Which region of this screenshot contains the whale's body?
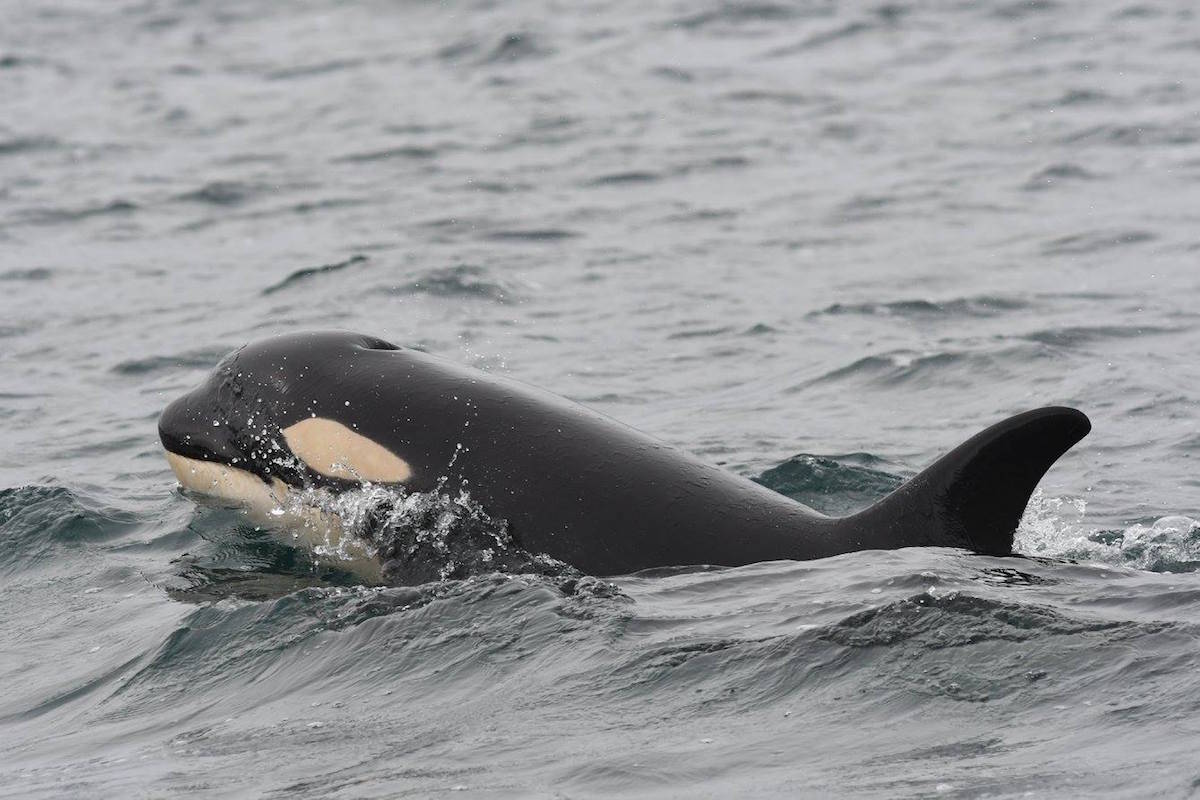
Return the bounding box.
[159,331,1090,577]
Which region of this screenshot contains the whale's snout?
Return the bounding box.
[157,392,190,454]
[158,383,290,512]
[158,380,255,472]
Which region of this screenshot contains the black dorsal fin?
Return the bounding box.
[841,407,1091,555]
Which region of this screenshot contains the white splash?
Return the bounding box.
[1016,489,1200,572]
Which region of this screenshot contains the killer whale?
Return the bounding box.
[158,331,1091,577]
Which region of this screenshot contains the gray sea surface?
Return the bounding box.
[3,0,1200,797]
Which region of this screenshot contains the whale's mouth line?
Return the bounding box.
[159,433,231,465]
[161,436,283,492]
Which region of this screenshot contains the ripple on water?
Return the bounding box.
[1059,122,1200,147]
[829,193,900,223]
[720,89,827,107]
[672,2,810,30]
[264,58,369,81]
[482,228,579,242]
[478,32,554,64]
[799,345,1055,391]
[110,347,232,376]
[763,21,877,58]
[584,171,663,187]
[809,295,1030,319]
[1021,162,1097,191]
[0,136,60,156]
[1041,229,1156,255]
[819,593,1127,649]
[374,264,518,303]
[990,0,1061,19]
[261,255,369,295]
[175,181,263,206]
[332,145,440,163]
[17,200,138,226]
[0,267,53,281]
[1023,324,1180,348]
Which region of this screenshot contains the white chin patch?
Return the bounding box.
[163,450,382,583]
[281,417,411,483]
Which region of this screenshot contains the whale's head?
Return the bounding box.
[158,331,413,510]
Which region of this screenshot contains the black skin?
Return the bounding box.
[159,331,1091,576]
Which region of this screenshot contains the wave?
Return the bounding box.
[0,485,141,575]
[102,570,628,719]
[755,453,903,515]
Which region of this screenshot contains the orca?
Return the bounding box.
[158,331,1090,578]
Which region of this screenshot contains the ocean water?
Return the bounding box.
[3,0,1200,796]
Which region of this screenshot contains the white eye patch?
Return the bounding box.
[282,417,412,483]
